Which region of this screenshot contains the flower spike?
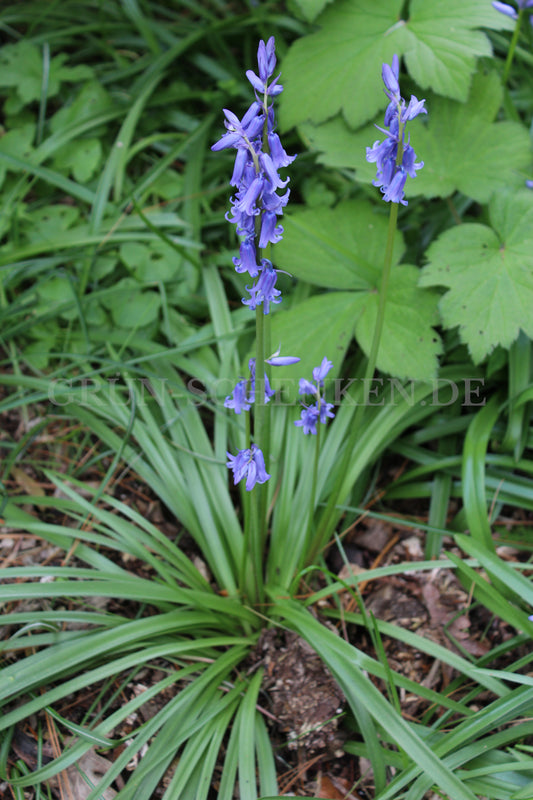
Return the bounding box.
[366,55,426,206]
[211,36,295,315]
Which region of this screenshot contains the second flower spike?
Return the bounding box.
[366,55,426,206]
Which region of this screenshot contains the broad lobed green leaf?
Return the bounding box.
[420,190,533,362]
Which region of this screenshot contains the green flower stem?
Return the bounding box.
[499,330,531,459]
[256,240,272,560]
[310,201,399,563]
[240,410,251,588]
[301,421,321,567]
[237,304,268,607]
[239,385,264,607]
[239,463,261,628]
[240,495,263,614]
[262,309,272,533]
[255,304,266,429]
[502,12,524,86]
[255,303,270,545]
[360,202,399,406]
[263,308,272,464]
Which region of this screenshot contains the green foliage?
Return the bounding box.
[274,201,441,380]
[0,123,35,190]
[352,264,442,380]
[279,0,514,130]
[269,292,356,399]
[0,20,209,368]
[411,70,531,202]
[291,0,334,22]
[0,41,93,110]
[276,200,404,289]
[421,190,533,362]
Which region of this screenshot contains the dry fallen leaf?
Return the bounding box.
[12,730,119,800]
[12,466,45,497]
[315,772,364,799]
[48,748,118,799]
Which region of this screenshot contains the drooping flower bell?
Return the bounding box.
[294,358,335,436]
[226,445,271,491]
[492,0,533,21]
[242,259,282,314]
[224,358,275,414]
